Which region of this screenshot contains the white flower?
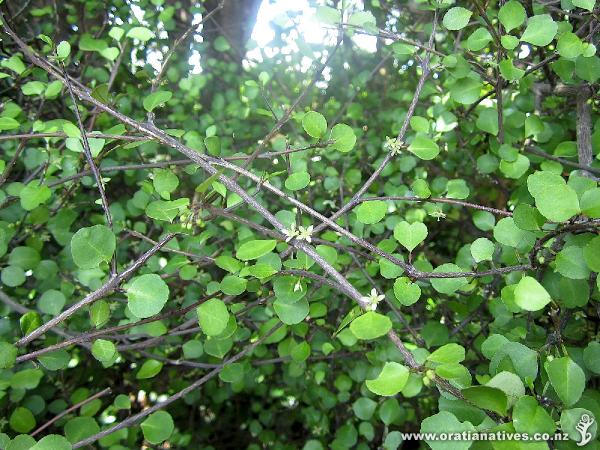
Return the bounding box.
[361,288,385,310]
[293,278,303,292]
[282,223,299,242]
[384,136,403,156]
[297,225,314,243]
[430,209,446,221]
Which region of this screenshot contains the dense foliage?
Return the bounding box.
[0,0,599,448]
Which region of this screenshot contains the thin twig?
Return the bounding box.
[31,388,112,436]
[72,322,283,449]
[15,233,176,347]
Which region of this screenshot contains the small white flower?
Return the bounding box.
[297,225,314,243]
[282,223,299,242]
[430,209,446,221]
[384,136,403,156]
[293,278,303,292]
[361,288,385,310]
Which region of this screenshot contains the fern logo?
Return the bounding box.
[576,414,595,447]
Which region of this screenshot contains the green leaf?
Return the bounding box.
[38,289,67,316]
[219,362,245,383]
[446,179,470,199]
[584,237,600,272]
[356,200,387,225]
[407,136,439,160]
[348,11,376,28]
[575,55,600,82]
[476,108,498,135]
[581,188,600,218]
[513,203,544,231]
[393,221,427,251]
[330,124,356,152]
[514,276,552,311]
[153,169,179,198]
[498,0,526,31]
[220,274,247,295]
[22,81,45,96]
[236,240,277,260]
[20,311,42,335]
[1,55,26,75]
[470,238,494,262]
[560,408,597,443]
[136,359,163,379]
[31,435,72,450]
[247,263,277,279]
[557,32,583,59]
[393,277,421,306]
[56,41,71,60]
[513,396,556,435]
[302,111,327,138]
[583,342,600,374]
[141,411,174,444]
[349,311,392,340]
[316,6,341,24]
[427,344,466,364]
[420,412,476,450]
[70,225,115,269]
[20,182,51,211]
[430,264,468,294]
[145,198,189,222]
[555,246,590,280]
[0,341,17,369]
[215,255,242,273]
[499,59,525,81]
[213,36,230,52]
[143,90,172,112]
[462,386,508,415]
[572,0,595,11]
[353,397,377,420]
[0,117,20,130]
[204,135,221,155]
[285,171,310,191]
[10,407,36,433]
[366,362,409,396]
[291,341,311,362]
[64,417,100,444]
[450,77,483,105]
[197,298,230,336]
[545,357,585,407]
[443,7,472,30]
[182,340,204,359]
[521,15,557,47]
[466,28,492,51]
[39,349,70,371]
[126,26,155,42]
[126,274,169,318]
[273,297,309,325]
[527,171,580,222]
[486,371,525,407]
[91,339,116,362]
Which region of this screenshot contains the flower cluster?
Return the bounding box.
[282,223,314,243]
[384,136,403,156]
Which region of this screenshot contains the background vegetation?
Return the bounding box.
[0,0,599,448]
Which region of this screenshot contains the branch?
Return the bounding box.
[524,146,600,176]
[31,388,112,437]
[15,233,176,347]
[62,62,116,274]
[71,322,283,449]
[15,293,216,363]
[308,9,439,242]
